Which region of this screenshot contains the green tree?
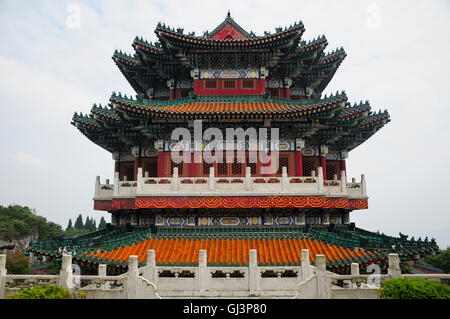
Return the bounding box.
[66,219,73,231]
[74,214,84,230]
[6,251,30,274]
[423,247,450,273]
[98,217,107,230]
[0,205,62,241]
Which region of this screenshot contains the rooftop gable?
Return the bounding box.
[209,11,253,40]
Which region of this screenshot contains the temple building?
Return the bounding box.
[29,13,438,275]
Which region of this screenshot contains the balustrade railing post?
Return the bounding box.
[388,254,401,278]
[198,250,207,293]
[95,176,100,197]
[249,249,258,294]
[137,167,143,194]
[127,255,139,299]
[98,264,109,289]
[172,167,179,191]
[245,167,252,191]
[301,249,312,280]
[0,254,6,299]
[281,167,288,192]
[114,172,119,196]
[315,254,330,299]
[59,254,74,290]
[351,263,360,288]
[317,167,324,193]
[340,170,347,194]
[208,167,216,191]
[361,174,367,197]
[143,250,157,284]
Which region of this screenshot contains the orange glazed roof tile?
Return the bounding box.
[81,236,382,267]
[109,92,348,117]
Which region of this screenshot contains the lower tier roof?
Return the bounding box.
[28,225,438,269]
[82,236,381,267]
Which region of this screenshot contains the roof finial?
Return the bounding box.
[227,10,231,18]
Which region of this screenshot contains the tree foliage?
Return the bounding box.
[98,217,107,230]
[5,251,30,274]
[66,219,73,231]
[63,214,102,237]
[378,277,450,299]
[74,214,84,229]
[0,205,62,241]
[423,247,450,273]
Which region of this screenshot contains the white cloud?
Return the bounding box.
[12,151,47,168]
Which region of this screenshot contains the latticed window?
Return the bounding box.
[144,161,157,177]
[231,160,243,176]
[205,79,218,89]
[246,156,257,176]
[277,156,290,175]
[170,160,184,176]
[326,162,339,180]
[123,165,134,181]
[217,162,228,176]
[242,79,255,89]
[202,159,213,176]
[224,80,236,89]
[302,158,315,176]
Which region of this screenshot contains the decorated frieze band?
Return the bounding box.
[99,197,367,211]
[113,144,347,159]
[115,196,369,210]
[113,148,158,161]
[165,139,295,152]
[111,212,346,227]
[198,68,261,79]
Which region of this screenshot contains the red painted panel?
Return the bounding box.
[295,150,303,176]
[210,23,248,40]
[157,151,168,177]
[112,198,135,210]
[194,79,266,96]
[94,200,113,211]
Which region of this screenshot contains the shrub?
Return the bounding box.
[378,277,450,299]
[5,251,30,274]
[5,285,72,299]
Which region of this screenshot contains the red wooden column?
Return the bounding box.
[295,138,305,176]
[167,79,175,100]
[190,152,202,177]
[157,152,168,177]
[132,146,142,180]
[284,87,290,100]
[284,77,292,100]
[156,141,168,177]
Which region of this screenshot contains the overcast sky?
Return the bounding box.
[0,0,449,247]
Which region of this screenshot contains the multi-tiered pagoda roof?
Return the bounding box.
[40,13,438,277]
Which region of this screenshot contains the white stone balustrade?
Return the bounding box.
[2,252,449,299]
[95,167,367,200]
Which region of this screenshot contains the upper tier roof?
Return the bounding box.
[112,13,346,97]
